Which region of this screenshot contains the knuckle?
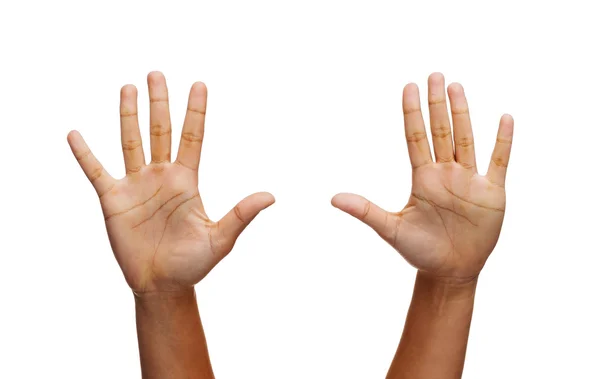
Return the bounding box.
[428,98,446,106]
[76,150,92,161]
[456,137,474,148]
[99,184,116,198]
[175,160,196,171]
[89,167,103,182]
[403,107,421,115]
[459,161,475,170]
[122,140,142,151]
[187,107,206,116]
[487,178,505,188]
[150,159,169,169]
[412,160,432,170]
[436,156,454,163]
[492,157,508,168]
[150,124,172,136]
[431,123,451,138]
[451,107,469,115]
[233,205,245,223]
[361,201,371,220]
[181,132,203,144]
[149,97,169,104]
[406,132,427,143]
[127,165,142,174]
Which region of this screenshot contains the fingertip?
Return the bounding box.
[330,192,345,208]
[331,192,359,211]
[191,81,207,94]
[403,82,419,94]
[498,114,514,138]
[428,72,445,85]
[251,191,275,209]
[66,130,94,162]
[447,82,464,95]
[331,194,388,232]
[147,71,166,84]
[262,192,276,206]
[402,84,421,109]
[67,130,83,148]
[501,113,514,126]
[120,84,137,97]
[67,130,79,142]
[330,194,339,207]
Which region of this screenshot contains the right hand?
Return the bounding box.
[68,72,275,293]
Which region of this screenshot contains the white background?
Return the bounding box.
[1,0,599,378]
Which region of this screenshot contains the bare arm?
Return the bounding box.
[387,273,476,378]
[68,71,274,378]
[136,289,214,379]
[332,72,513,378]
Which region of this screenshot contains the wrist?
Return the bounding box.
[417,270,479,285]
[133,286,195,298]
[415,271,478,302]
[134,287,197,311]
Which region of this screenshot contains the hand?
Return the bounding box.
[68,72,275,293]
[332,73,513,281]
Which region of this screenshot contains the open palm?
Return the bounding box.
[68,72,274,292]
[332,73,513,280]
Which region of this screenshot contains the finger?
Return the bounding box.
[486,114,514,187]
[120,85,145,174]
[67,130,116,197]
[148,71,172,163]
[214,192,276,253]
[403,83,433,169]
[331,193,395,241]
[428,73,454,163]
[448,83,477,171]
[176,82,207,171]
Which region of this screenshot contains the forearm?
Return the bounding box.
[135,288,215,379]
[386,271,478,379]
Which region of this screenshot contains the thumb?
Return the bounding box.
[331,193,393,240]
[214,191,275,252]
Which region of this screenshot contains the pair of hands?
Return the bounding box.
[68,72,513,293]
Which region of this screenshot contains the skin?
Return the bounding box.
[68,72,275,378]
[332,73,513,378]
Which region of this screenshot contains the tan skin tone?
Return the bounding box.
[332,73,513,378]
[68,72,274,378]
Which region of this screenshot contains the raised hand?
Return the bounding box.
[68,72,274,293]
[332,73,513,281]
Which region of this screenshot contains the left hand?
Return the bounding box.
[332,73,513,281]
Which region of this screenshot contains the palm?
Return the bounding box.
[393,163,505,278]
[333,73,513,280]
[69,72,274,292]
[101,164,212,291]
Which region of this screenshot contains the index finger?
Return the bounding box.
[176,82,207,171]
